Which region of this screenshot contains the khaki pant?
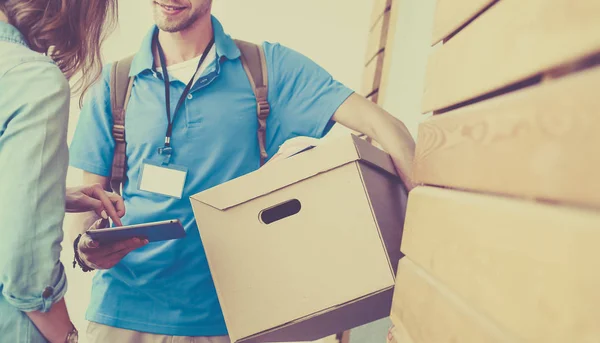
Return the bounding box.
[87,322,231,343]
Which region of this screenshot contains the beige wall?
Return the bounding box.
[62,1,371,341]
[378,0,437,138]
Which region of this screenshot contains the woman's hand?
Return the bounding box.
[65,184,125,226]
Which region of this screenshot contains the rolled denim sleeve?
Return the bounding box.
[0,60,70,313]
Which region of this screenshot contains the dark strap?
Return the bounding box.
[235,40,270,166]
[109,56,134,195]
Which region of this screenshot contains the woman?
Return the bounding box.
[0,1,120,342]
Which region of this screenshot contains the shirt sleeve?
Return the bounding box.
[264,42,355,139]
[0,60,69,312]
[68,65,115,177]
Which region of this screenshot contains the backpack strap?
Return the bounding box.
[235,40,270,166]
[109,56,135,195]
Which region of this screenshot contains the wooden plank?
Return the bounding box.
[422,0,600,113]
[370,0,392,30]
[431,0,496,45]
[402,187,600,343]
[375,0,400,107]
[390,258,515,343]
[415,66,600,210]
[365,10,391,65]
[361,51,385,96]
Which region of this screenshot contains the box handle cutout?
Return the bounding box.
[260,199,302,224]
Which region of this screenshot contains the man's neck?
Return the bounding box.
[0,10,9,23]
[156,15,214,67]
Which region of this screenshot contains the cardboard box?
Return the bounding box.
[190,134,407,343]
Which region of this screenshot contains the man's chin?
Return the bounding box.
[155,20,186,32]
[154,11,202,33]
[157,25,182,33]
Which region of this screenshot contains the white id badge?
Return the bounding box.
[139,159,188,199]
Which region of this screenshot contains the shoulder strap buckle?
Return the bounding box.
[235,40,270,166]
[109,56,135,195]
[112,124,125,143]
[257,99,270,120]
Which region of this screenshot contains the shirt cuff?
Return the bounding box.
[2,262,68,313]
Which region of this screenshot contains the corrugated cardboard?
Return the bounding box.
[190,134,407,343]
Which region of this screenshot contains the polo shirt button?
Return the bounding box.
[187,94,193,100]
[42,287,53,298]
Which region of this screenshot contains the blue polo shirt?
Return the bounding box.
[69,16,353,336]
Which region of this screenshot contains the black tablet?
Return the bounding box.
[86,219,186,244]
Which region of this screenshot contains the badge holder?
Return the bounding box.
[158,145,173,165]
[137,141,188,199]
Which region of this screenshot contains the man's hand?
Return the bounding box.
[77,219,148,270]
[65,184,125,226]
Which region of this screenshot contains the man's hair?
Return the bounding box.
[0,0,118,105]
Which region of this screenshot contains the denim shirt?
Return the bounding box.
[0,21,70,342]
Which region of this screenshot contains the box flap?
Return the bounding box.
[352,135,399,178]
[191,134,398,210]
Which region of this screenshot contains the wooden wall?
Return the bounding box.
[361,0,396,106]
[390,0,600,342]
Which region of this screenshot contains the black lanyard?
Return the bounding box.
[154,30,215,163]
